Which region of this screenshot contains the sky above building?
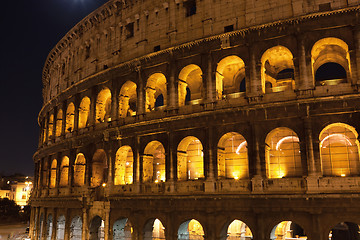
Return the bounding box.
[0,0,109,176]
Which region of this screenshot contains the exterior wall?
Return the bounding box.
[32,0,360,240]
[0,189,10,199]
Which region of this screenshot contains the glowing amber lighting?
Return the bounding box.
[178,64,203,106]
[227,220,253,239]
[59,156,70,187]
[143,141,166,183]
[55,109,63,137]
[271,221,307,240]
[74,153,86,186]
[152,219,165,239]
[114,146,134,185]
[146,73,167,111]
[50,159,57,188]
[177,137,204,180]
[78,97,90,129]
[65,102,75,133]
[119,81,137,118]
[96,88,112,123]
[102,183,106,187]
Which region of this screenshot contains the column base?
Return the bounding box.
[306,175,320,193]
[251,176,264,193]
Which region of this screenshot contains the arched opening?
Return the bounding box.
[329,222,360,240]
[311,37,351,86]
[178,65,203,106]
[319,123,360,176]
[59,156,70,187]
[220,219,253,240]
[265,128,302,178]
[96,88,112,123]
[270,221,307,240]
[48,114,54,139]
[217,132,249,179]
[177,137,204,180]
[89,216,105,240]
[143,141,166,183]
[65,102,75,133]
[50,159,57,188]
[178,219,204,239]
[261,46,295,93]
[70,216,82,240]
[216,55,246,99]
[91,149,107,187]
[113,218,133,240]
[79,97,90,129]
[56,109,63,137]
[185,87,191,103]
[119,81,137,118]
[42,161,49,187]
[38,214,44,240]
[46,214,53,240]
[114,146,134,185]
[56,215,65,240]
[74,153,86,186]
[146,73,167,111]
[144,218,166,240]
[240,79,246,92]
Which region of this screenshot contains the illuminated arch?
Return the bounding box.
[74,153,86,186]
[114,146,134,185]
[96,88,112,123]
[216,56,246,99]
[177,136,204,180]
[119,81,137,118]
[319,123,360,176]
[79,97,90,129]
[59,156,70,187]
[311,37,350,84]
[56,215,65,240]
[178,65,203,106]
[329,222,360,240]
[178,219,204,240]
[65,102,75,133]
[143,141,166,183]
[143,218,166,240]
[48,114,54,139]
[270,221,307,240]
[70,216,82,240]
[217,132,249,179]
[113,218,133,240]
[91,149,107,187]
[265,128,302,178]
[49,159,57,188]
[55,109,63,137]
[89,216,104,240]
[261,46,295,93]
[146,73,167,111]
[220,219,253,240]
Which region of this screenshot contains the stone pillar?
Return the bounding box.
[136,66,145,116]
[42,208,48,240]
[107,147,114,186]
[61,103,66,137]
[134,136,141,185]
[104,208,111,240]
[44,113,49,143]
[304,117,316,176]
[353,26,360,85]
[68,150,76,190]
[251,123,263,193]
[111,80,119,122]
[88,87,97,127]
[64,209,71,240]
[73,95,80,133]
[248,47,262,97]
[205,52,215,102]
[82,208,88,240]
[51,209,57,240]
[32,207,39,240]
[167,57,178,109]
[167,132,175,181]
[297,36,312,90]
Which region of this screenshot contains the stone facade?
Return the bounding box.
[32,0,360,239]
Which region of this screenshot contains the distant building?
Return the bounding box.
[0,189,10,199]
[0,175,33,206]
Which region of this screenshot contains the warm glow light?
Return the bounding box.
[155,179,159,183]
[102,183,107,187]
[320,133,352,148]
[235,141,247,154]
[341,174,346,177]
[276,136,299,150]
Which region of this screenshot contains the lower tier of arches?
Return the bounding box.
[30,195,360,240]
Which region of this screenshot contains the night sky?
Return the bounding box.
[0,0,109,176]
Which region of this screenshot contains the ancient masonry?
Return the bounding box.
[31,0,360,239]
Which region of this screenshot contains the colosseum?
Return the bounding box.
[31,0,360,239]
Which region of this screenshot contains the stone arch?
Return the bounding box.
[270,221,307,240]
[146,73,167,111]
[311,37,351,85]
[265,127,302,178]
[113,218,133,240]
[46,214,53,240]
[319,123,360,176]
[329,222,360,240]
[119,81,137,118]
[143,141,166,183]
[177,136,204,180]
[219,219,253,240]
[70,216,82,240]
[56,109,63,137]
[143,218,166,240]
[178,219,204,240]
[74,153,86,186]
[59,156,70,187]
[56,215,66,240]
[89,216,105,240]
[48,114,54,139]
[79,96,90,129]
[96,88,112,123]
[50,159,57,188]
[261,46,295,93]
[65,102,75,133]
[217,132,249,179]
[216,55,246,99]
[114,146,134,185]
[178,64,203,106]
[91,149,107,187]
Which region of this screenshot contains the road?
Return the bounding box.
[0,223,29,240]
